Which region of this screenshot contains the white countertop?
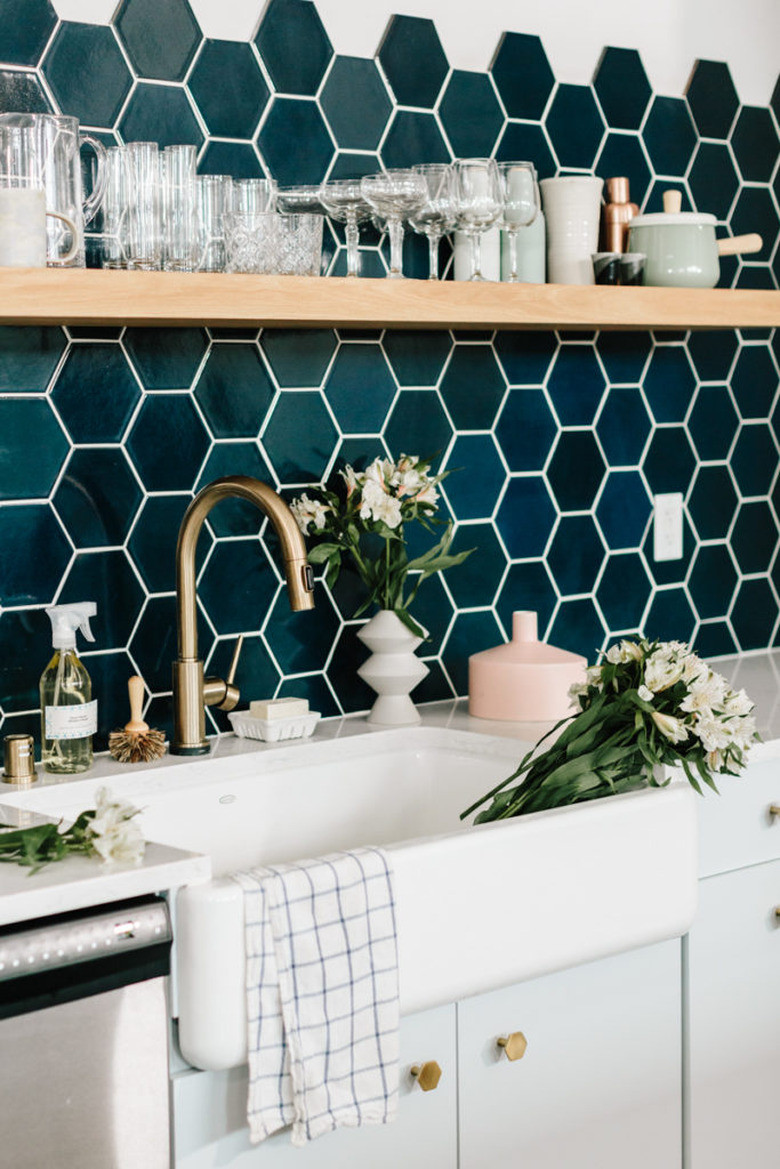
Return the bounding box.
[1,648,777,928]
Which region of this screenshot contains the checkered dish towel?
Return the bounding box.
[233,847,399,1147]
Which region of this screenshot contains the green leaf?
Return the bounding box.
[393,607,427,640]
[306,542,341,564]
[325,553,342,591]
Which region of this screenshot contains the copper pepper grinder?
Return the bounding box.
[602,176,639,253]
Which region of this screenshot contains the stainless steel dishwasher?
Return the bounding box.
[0,895,173,1168]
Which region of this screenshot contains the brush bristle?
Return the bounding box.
[108,727,166,764]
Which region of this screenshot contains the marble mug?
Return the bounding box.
[0,188,77,267]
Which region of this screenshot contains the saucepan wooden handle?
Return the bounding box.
[717,233,763,256]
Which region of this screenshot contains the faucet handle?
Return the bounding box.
[226,635,244,687]
[203,635,244,712]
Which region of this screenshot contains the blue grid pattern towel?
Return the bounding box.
[233,848,399,1147]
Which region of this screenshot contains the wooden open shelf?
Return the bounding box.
[2,268,779,331]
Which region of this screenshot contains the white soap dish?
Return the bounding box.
[228,710,321,743]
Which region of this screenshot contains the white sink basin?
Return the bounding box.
[1,724,698,1071]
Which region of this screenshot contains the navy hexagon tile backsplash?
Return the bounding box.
[1,0,780,749]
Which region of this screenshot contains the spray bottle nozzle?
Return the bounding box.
[45,602,97,650]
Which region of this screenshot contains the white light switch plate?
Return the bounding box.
[653,493,684,561]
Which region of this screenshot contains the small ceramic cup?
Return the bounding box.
[592,252,621,285]
[619,252,646,286]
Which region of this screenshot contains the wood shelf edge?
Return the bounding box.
[2,268,779,330]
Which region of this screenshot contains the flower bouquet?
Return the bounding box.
[0,786,145,873]
[462,638,759,823]
[291,454,473,637]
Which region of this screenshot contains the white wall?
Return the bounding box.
[51,0,780,106]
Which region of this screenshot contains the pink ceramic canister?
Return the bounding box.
[468,610,587,722]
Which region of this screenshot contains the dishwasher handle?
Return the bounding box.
[0,896,172,1019]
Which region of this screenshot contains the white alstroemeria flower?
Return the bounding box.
[638,684,654,702]
[681,654,706,685]
[90,818,145,865]
[414,481,439,506]
[371,492,403,528]
[729,714,757,751]
[88,787,145,865]
[723,687,754,717]
[606,640,643,664]
[644,652,686,693]
[681,674,726,715]
[392,454,426,497]
[340,464,360,497]
[361,479,402,527]
[585,665,603,688]
[652,710,689,744]
[706,749,724,772]
[569,681,589,706]
[290,492,331,534]
[363,457,393,493]
[693,715,734,753]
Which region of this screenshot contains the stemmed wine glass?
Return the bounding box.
[318,179,370,277]
[451,158,502,281]
[498,161,539,283]
[409,162,456,280]
[360,168,427,279]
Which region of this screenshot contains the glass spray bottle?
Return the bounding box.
[39,602,98,774]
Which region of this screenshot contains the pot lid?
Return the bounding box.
[630,211,717,228]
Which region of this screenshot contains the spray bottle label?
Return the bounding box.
[44,700,98,740]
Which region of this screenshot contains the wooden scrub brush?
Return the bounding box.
[109,675,166,764]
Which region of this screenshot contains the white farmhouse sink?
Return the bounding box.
[0,724,698,1072]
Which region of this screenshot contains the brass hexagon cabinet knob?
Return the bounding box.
[410,1060,442,1091]
[497,1031,528,1061]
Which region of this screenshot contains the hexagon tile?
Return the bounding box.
[1,4,780,751]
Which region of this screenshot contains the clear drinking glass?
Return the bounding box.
[318,179,371,278]
[195,174,233,272]
[498,161,539,283]
[162,144,197,271]
[223,210,279,274]
[452,158,503,281]
[360,168,427,278]
[100,145,129,268]
[125,141,162,270]
[233,177,277,214]
[276,213,324,275]
[409,162,456,280]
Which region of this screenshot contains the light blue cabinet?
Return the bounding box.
[172,1003,457,1169]
[685,757,780,1169]
[457,940,682,1169]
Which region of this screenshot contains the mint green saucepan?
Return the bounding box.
[628,189,762,288]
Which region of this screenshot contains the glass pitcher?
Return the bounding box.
[0,113,106,267]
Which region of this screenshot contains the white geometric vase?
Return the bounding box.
[357,609,429,726]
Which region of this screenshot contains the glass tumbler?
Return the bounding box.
[195,174,233,272]
[100,145,129,268]
[275,213,324,275]
[125,141,162,270]
[223,211,279,274]
[233,177,277,214]
[162,144,197,271]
